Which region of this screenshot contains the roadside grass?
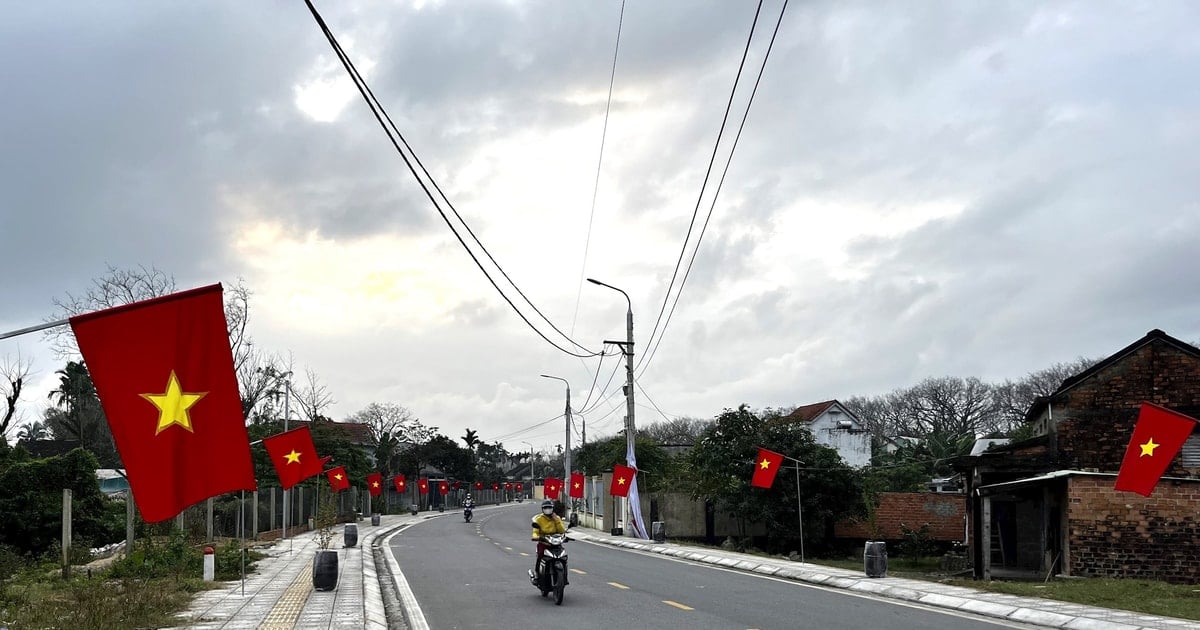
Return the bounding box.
[807,555,1200,622]
[0,536,265,629]
[665,540,1200,621]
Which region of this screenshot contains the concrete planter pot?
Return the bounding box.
[344,524,358,548]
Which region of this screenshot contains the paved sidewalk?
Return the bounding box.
[569,528,1200,630]
[168,512,434,630]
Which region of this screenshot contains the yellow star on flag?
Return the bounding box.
[283,449,302,464]
[335,473,344,481]
[618,477,626,485]
[372,481,380,488]
[1139,438,1160,457]
[573,482,580,489]
[760,458,772,469]
[141,370,207,435]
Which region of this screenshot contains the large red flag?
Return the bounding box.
[326,466,350,493]
[751,448,784,488]
[69,284,256,523]
[1114,402,1198,496]
[609,465,635,497]
[367,472,383,497]
[418,478,429,494]
[492,482,499,491]
[504,482,513,491]
[474,481,484,490]
[439,481,449,495]
[393,474,406,492]
[569,472,584,499]
[544,477,562,499]
[262,426,323,490]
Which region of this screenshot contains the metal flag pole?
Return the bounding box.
[780,454,806,563]
[239,490,246,596]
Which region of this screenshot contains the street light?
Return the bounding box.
[586,277,646,539]
[540,374,572,512]
[522,441,535,495]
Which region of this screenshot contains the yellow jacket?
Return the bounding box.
[531,513,566,540]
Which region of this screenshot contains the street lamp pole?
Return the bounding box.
[586,278,646,539]
[522,441,535,496]
[541,374,571,517]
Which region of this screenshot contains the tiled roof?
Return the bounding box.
[780,400,837,423]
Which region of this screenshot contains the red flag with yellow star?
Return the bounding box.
[418,478,429,494]
[439,480,449,495]
[544,477,562,499]
[393,474,406,492]
[750,448,784,489]
[367,472,383,497]
[69,284,256,523]
[262,426,323,490]
[609,466,634,497]
[326,466,351,492]
[569,472,584,499]
[1114,402,1197,496]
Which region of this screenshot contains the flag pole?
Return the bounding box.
[239,489,246,596]
[0,317,69,341]
[781,455,806,564]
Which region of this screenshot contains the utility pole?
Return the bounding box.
[540,374,571,513]
[588,278,647,539]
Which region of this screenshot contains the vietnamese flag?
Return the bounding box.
[569,472,584,499]
[452,481,461,490]
[544,477,562,499]
[418,478,429,494]
[492,482,499,491]
[69,284,256,523]
[751,448,784,488]
[262,426,323,490]
[516,482,524,493]
[474,481,484,490]
[504,482,512,491]
[1114,402,1198,496]
[393,474,406,492]
[326,466,350,493]
[367,472,383,497]
[609,465,635,497]
[439,481,449,495]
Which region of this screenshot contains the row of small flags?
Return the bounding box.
[59,283,1196,524]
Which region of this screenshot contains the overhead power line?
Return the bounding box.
[637,0,790,377]
[304,0,602,359]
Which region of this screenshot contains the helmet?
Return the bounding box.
[541,499,554,511]
[465,494,472,500]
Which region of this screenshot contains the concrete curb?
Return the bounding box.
[566,530,1192,630]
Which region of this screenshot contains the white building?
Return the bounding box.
[778,400,872,468]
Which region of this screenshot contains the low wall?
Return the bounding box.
[835,492,966,542]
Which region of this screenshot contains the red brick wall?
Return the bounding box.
[835,492,965,542]
[1067,476,1200,583]
[1056,342,1200,474]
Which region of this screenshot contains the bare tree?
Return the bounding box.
[640,416,712,445]
[239,352,291,422]
[345,402,418,445]
[1,352,32,440]
[991,357,1098,431]
[45,264,177,358]
[292,366,335,421]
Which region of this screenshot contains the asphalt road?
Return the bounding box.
[390,503,1031,630]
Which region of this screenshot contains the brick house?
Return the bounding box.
[954,329,1200,582]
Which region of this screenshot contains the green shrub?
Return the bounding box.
[898,522,937,558]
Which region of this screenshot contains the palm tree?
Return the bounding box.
[461,428,479,451]
[15,421,48,443]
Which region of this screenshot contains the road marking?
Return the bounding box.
[504,547,513,551]
[663,600,694,611]
[570,568,586,574]
[519,552,529,556]
[608,582,630,590]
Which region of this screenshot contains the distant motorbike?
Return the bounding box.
[464,505,474,522]
[528,533,570,605]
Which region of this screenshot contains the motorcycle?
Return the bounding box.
[463,505,474,522]
[528,533,571,605]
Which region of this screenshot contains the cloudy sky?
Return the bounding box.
[2,1,1197,455]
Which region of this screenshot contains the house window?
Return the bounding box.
[1183,434,1200,467]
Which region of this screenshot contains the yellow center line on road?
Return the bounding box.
[570,568,586,574]
[519,552,530,557]
[608,582,630,590]
[663,600,694,611]
[504,547,513,551]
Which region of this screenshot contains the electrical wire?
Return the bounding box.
[571,0,625,336]
[636,0,790,377]
[304,0,602,359]
[638,0,789,378]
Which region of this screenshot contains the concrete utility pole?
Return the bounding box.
[587,278,645,539]
[540,374,571,509]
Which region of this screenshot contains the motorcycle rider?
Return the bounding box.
[463,494,475,509]
[529,499,567,583]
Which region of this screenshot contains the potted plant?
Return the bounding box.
[312,494,339,591]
